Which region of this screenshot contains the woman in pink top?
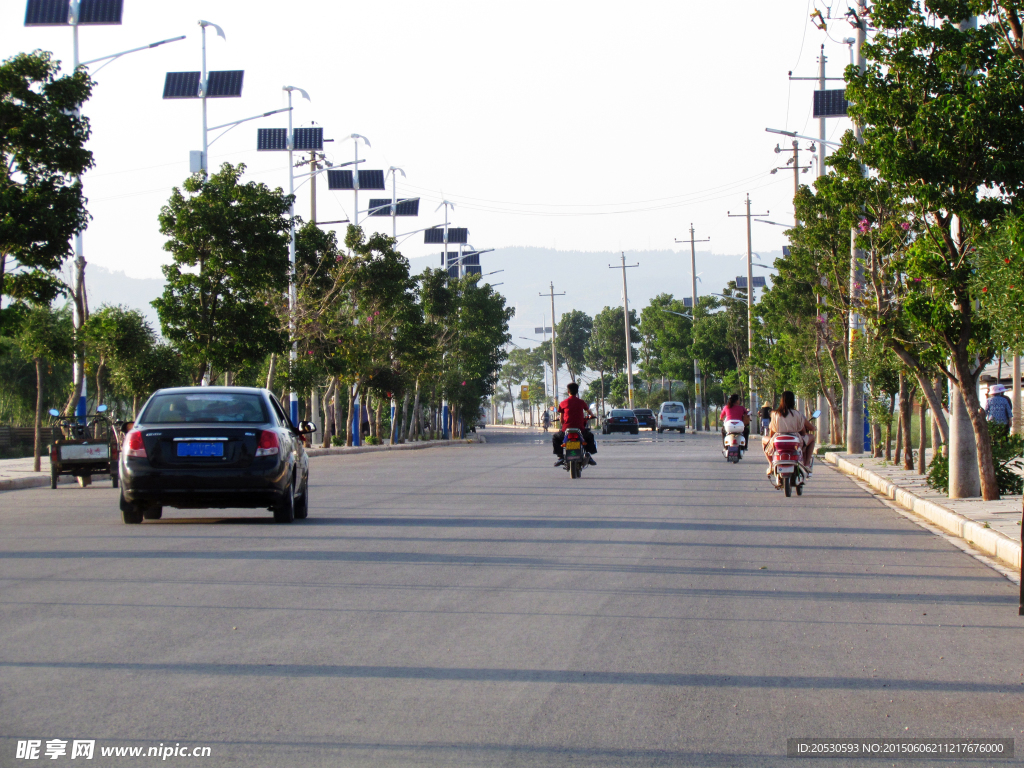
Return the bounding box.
[764,391,816,469]
[719,394,750,454]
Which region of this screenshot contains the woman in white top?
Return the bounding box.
[764,391,816,469]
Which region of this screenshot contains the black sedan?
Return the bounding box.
[118,387,314,524]
[631,408,657,430]
[601,409,640,435]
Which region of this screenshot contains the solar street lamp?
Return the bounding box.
[161,21,246,173]
[253,85,316,426]
[365,167,420,238]
[25,0,186,423]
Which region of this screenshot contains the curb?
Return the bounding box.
[824,452,1021,570]
[0,473,113,494]
[305,437,483,458]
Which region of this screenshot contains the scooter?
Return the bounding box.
[560,427,591,480]
[722,419,746,463]
[766,409,820,497]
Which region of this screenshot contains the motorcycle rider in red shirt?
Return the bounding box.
[552,382,598,467]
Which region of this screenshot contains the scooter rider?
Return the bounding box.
[552,382,598,467]
[719,394,750,453]
[541,409,551,432]
[763,390,816,471]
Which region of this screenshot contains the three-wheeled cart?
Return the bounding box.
[47,405,120,489]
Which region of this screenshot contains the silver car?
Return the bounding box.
[657,401,687,433]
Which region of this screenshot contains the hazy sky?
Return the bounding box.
[3,1,857,280]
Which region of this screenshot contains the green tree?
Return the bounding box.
[845,1,1024,498]
[554,309,592,383]
[153,163,291,385]
[16,303,72,470]
[0,51,93,317]
[83,305,152,407]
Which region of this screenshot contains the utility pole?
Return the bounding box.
[728,195,769,415]
[539,284,565,402]
[674,225,710,431]
[847,0,868,454]
[609,254,640,409]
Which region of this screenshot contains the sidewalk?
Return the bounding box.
[0,437,483,493]
[824,449,1023,570]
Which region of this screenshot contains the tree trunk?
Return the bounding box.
[872,423,883,458]
[408,378,421,441]
[33,357,43,473]
[950,354,999,500]
[132,394,139,420]
[901,376,914,472]
[322,377,336,449]
[96,360,104,408]
[346,383,356,447]
[265,353,277,390]
[333,383,341,445]
[375,398,383,441]
[884,393,892,460]
[918,397,927,474]
[932,377,945,458]
[895,411,903,465]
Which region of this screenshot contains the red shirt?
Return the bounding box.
[720,404,748,423]
[558,396,591,430]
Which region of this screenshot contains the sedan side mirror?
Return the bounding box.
[299,421,317,434]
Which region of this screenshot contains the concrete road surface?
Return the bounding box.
[1,428,1022,767]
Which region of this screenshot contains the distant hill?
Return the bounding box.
[79,264,164,331]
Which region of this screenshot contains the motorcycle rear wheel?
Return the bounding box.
[784,477,792,497]
[796,481,803,496]
[569,462,580,479]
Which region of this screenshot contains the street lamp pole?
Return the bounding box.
[282,85,310,427]
[609,254,639,410]
[728,195,769,416]
[675,224,709,430]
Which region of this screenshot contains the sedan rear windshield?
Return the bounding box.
[662,404,684,413]
[610,410,634,417]
[141,393,269,424]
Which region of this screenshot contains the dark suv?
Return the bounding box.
[631,408,656,431]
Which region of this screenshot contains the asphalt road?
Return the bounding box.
[1,428,1022,767]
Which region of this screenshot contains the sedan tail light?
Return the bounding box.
[256,430,280,457]
[125,429,147,458]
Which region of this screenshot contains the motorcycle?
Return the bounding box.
[560,426,591,480]
[722,419,746,463]
[766,409,820,497]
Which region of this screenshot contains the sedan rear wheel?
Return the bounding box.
[274,479,295,523]
[119,488,143,524]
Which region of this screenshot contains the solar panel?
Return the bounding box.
[367,198,419,217]
[534,327,552,334]
[424,228,445,244]
[782,245,791,257]
[447,266,459,279]
[447,227,468,244]
[162,71,201,99]
[465,265,482,275]
[813,89,848,117]
[78,0,122,24]
[24,0,69,25]
[355,169,385,190]
[682,297,693,308]
[735,276,767,289]
[327,170,354,190]
[257,128,288,151]
[206,70,244,98]
[293,127,323,151]
[367,200,392,217]
[462,252,480,267]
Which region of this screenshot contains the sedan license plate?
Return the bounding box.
[177,442,224,457]
[564,441,581,450]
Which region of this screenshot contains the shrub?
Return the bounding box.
[926,424,1022,495]
[331,435,344,447]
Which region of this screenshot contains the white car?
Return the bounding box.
[657,401,687,433]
